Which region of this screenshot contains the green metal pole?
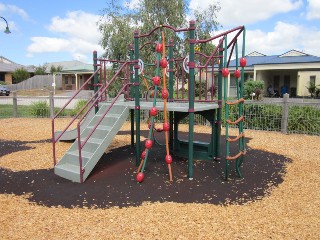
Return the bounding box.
[214,40,224,161]
[134,30,141,166]
[129,44,135,148]
[238,27,246,169]
[93,51,99,113]
[169,39,174,151]
[223,36,230,180]
[141,48,161,172]
[188,20,196,179]
[223,36,228,102]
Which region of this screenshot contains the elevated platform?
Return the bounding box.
[114,99,220,112]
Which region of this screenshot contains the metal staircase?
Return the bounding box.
[54,102,129,183]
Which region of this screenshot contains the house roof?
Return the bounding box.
[45,60,86,70]
[61,64,94,73]
[0,62,35,73]
[228,49,320,68]
[0,56,16,64]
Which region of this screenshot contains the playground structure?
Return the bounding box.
[52,21,247,183]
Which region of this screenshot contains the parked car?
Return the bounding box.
[0,86,10,96]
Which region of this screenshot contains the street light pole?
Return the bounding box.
[0,16,11,34]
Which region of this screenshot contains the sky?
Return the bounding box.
[0,0,319,66]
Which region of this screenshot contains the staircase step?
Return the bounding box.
[82,137,104,145]
[69,150,93,159]
[86,125,113,131]
[54,163,82,182]
[54,103,130,183]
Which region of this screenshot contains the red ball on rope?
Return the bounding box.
[165,154,173,164]
[234,69,241,79]
[150,107,158,116]
[145,139,153,149]
[163,122,170,131]
[152,76,160,86]
[162,89,169,99]
[156,43,163,53]
[222,68,229,77]
[141,150,146,159]
[160,58,168,68]
[136,172,145,183]
[240,58,247,67]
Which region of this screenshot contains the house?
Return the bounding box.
[59,63,94,91]
[225,50,320,97]
[0,56,35,84]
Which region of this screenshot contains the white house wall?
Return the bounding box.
[297,71,320,96]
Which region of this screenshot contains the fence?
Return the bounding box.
[5,75,62,91]
[0,93,319,136]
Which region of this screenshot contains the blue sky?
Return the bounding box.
[0,0,319,66]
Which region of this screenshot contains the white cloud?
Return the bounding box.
[189,0,303,27]
[7,4,30,20]
[210,21,320,57]
[27,10,103,62]
[48,11,101,42]
[27,37,71,54]
[245,22,320,56]
[306,0,320,19]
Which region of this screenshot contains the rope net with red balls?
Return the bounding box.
[136,31,173,183]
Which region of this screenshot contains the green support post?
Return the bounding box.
[129,44,135,148]
[93,51,99,113]
[214,40,224,161]
[238,27,246,168]
[168,39,174,151]
[134,30,141,166]
[188,20,196,179]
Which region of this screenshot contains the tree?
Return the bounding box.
[50,65,63,74]
[12,68,30,83]
[99,0,220,62]
[34,65,47,75]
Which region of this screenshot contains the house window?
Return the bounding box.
[64,76,69,84]
[72,76,76,84]
[310,76,316,85]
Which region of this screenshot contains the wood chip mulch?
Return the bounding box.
[0,118,319,239]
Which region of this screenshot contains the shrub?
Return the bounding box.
[243,80,264,99]
[288,106,320,134]
[12,68,30,83]
[73,99,89,117]
[29,101,50,117]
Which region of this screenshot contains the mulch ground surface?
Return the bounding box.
[0,130,289,209]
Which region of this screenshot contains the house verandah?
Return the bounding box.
[224,50,320,98]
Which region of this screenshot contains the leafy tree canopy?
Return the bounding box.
[50,65,63,74]
[99,0,220,64]
[34,65,47,75]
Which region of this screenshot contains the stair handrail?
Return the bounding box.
[52,67,101,165]
[74,62,133,182]
[77,83,134,183]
